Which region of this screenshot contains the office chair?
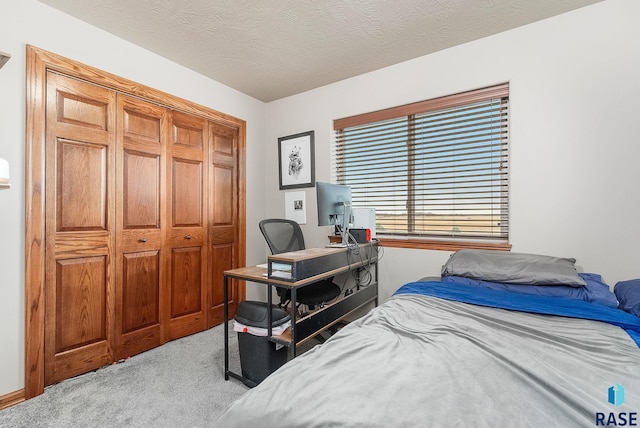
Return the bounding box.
[259,219,341,312]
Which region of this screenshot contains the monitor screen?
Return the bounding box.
[316,182,352,230]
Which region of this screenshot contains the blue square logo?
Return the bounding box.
[608,384,625,407]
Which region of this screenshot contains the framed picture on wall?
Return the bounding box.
[284,191,306,224]
[278,130,315,190]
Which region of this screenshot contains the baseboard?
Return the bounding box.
[0,388,25,410]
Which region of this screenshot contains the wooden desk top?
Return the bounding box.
[222,265,299,286]
[267,245,351,262]
[224,243,378,287]
[223,263,345,287]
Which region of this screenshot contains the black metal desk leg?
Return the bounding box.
[375,263,379,306]
[267,284,273,339]
[224,275,229,380]
[291,287,297,358]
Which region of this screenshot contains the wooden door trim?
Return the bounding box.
[25,45,246,399]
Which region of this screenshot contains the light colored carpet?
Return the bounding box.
[0,324,250,427]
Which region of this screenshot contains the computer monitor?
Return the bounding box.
[316,182,352,246]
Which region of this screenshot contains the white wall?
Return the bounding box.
[0,0,267,396]
[2,0,639,400]
[265,0,640,302]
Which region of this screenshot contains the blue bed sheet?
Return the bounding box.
[395,280,640,347]
[441,272,619,308]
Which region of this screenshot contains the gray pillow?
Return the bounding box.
[441,249,586,287]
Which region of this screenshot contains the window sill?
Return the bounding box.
[375,237,512,252]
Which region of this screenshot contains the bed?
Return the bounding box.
[214,250,640,427]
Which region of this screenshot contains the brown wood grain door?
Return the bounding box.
[44,72,116,385]
[115,95,167,359]
[166,111,208,340]
[208,121,240,327]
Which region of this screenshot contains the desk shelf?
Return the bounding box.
[223,242,379,385]
[267,242,378,282]
[270,283,377,347]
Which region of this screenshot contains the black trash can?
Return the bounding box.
[235,300,291,387]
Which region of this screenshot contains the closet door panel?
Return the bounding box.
[173,124,203,149]
[172,159,203,227]
[170,246,203,317]
[122,151,161,229]
[209,243,233,326]
[210,124,235,165]
[44,72,116,385]
[115,95,166,359]
[55,89,109,130]
[211,166,233,224]
[56,140,108,231]
[208,122,239,327]
[166,111,208,339]
[52,255,111,381]
[123,108,161,143]
[55,257,107,351]
[122,251,160,333]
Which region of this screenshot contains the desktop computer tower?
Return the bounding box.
[351,208,376,239]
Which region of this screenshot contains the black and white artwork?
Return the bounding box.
[278,130,315,190]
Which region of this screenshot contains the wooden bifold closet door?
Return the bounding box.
[115,95,166,359]
[40,67,243,385]
[44,72,117,384]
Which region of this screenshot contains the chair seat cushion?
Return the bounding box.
[297,279,341,305]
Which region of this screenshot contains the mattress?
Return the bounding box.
[214,281,640,427]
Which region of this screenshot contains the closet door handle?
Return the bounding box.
[139,238,147,243]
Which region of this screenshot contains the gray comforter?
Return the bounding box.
[214,294,640,427]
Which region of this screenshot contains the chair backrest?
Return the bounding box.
[259,219,305,255]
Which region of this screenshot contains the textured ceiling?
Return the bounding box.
[37,0,602,102]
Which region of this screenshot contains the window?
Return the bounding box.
[333,84,510,251]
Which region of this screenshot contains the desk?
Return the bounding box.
[223,242,379,384]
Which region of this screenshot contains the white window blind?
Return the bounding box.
[333,84,509,241]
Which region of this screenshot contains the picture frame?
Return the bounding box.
[284,191,306,224]
[278,130,315,190]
